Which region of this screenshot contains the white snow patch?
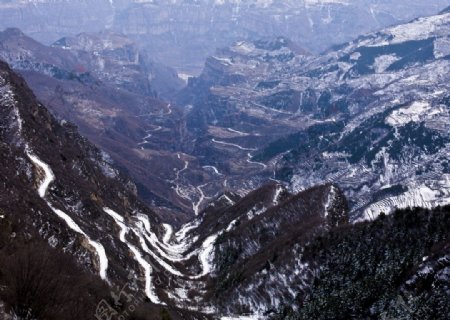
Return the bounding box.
[272,185,283,205]
[360,183,450,221]
[386,13,450,44]
[350,52,361,61]
[247,206,267,220]
[226,219,238,232]
[434,37,450,58]
[324,185,337,217]
[373,54,400,73]
[385,101,432,126]
[178,73,192,83]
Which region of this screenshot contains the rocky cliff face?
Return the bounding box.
[52,30,184,99]
[0,28,195,219]
[0,0,448,74]
[1,5,450,318]
[178,8,450,221]
[0,0,116,43]
[1,57,449,318]
[0,59,349,318]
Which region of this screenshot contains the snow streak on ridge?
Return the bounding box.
[104,208,163,304]
[26,147,109,280]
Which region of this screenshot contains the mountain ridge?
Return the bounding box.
[1,55,449,318]
[178,7,450,221]
[1,5,450,319]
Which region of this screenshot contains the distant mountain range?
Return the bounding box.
[0,0,449,73]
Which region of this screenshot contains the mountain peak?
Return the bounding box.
[440,5,450,14]
[1,27,25,37]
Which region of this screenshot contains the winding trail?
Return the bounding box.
[227,128,248,136]
[104,206,229,286]
[151,125,162,132]
[212,138,257,151]
[173,156,191,201]
[227,127,261,137]
[246,152,267,169]
[104,208,163,304]
[138,132,152,145]
[26,148,109,281]
[193,184,208,216]
[203,165,222,175]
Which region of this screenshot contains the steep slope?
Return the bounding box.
[52,30,184,99]
[1,59,448,319]
[0,57,156,290]
[0,59,207,319]
[0,28,199,218]
[271,205,450,320]
[0,59,350,318]
[205,184,348,316]
[278,10,450,220]
[179,9,450,220]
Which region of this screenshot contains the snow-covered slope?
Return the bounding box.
[179,8,450,221]
[0,59,352,318]
[2,6,450,319]
[0,28,199,215]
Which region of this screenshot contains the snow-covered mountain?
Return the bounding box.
[1,60,448,318]
[3,7,449,223]
[178,8,450,221]
[0,0,449,73]
[0,28,196,218]
[1,6,450,319]
[0,59,352,318]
